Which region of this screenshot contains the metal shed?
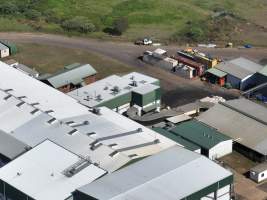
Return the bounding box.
[74,146,233,200]
[170,120,232,159]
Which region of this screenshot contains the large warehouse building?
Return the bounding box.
[74,146,233,200]
[198,98,267,162]
[0,61,175,173]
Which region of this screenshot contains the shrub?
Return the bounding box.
[61,16,96,33]
[24,9,41,20]
[112,17,128,35]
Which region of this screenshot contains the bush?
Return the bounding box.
[185,26,205,42]
[24,9,41,20]
[170,21,207,43]
[0,2,18,15]
[61,16,96,33]
[112,17,128,35]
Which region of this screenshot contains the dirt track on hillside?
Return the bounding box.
[1,32,266,106]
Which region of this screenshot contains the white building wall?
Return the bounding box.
[250,169,267,183]
[209,140,233,160]
[201,192,214,200]
[0,48,9,58]
[117,103,131,114]
[201,185,231,200]
[142,99,161,111]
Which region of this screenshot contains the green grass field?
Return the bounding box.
[5,43,134,79]
[0,0,266,45]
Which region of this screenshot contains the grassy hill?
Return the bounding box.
[0,0,266,45]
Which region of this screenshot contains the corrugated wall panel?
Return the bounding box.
[97,92,132,109]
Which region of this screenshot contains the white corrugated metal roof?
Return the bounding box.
[68,72,159,108]
[62,107,176,159]
[77,146,232,200]
[0,130,29,160]
[0,140,106,200]
[197,99,267,155]
[47,64,97,88]
[0,62,173,172]
[230,57,263,73]
[0,61,89,119]
[122,72,158,84]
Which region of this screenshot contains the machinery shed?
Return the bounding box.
[74,146,233,200]
[215,57,264,90]
[170,120,232,159]
[197,99,267,162]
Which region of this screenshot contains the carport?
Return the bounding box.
[206,68,227,86]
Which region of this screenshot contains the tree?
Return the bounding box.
[0,2,18,15]
[113,17,128,35]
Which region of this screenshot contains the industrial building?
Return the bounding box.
[68,72,161,115]
[198,98,267,162]
[250,162,267,183]
[153,120,232,159]
[0,43,9,58]
[0,61,175,173]
[212,57,264,90]
[40,63,97,93]
[0,140,107,200]
[170,120,232,159]
[73,146,233,200]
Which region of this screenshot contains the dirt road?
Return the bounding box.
[1,32,266,106]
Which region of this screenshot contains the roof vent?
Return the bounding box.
[68,129,78,135]
[111,86,120,94]
[104,86,109,90]
[84,95,92,101]
[131,81,138,87]
[30,108,40,115]
[92,107,101,115]
[47,118,57,124]
[16,101,25,107]
[130,76,135,80]
[95,94,102,102]
[62,156,92,177]
[4,94,12,100]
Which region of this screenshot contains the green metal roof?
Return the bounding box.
[152,127,200,151]
[170,120,231,150]
[259,66,267,77]
[46,64,97,88]
[206,68,227,78]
